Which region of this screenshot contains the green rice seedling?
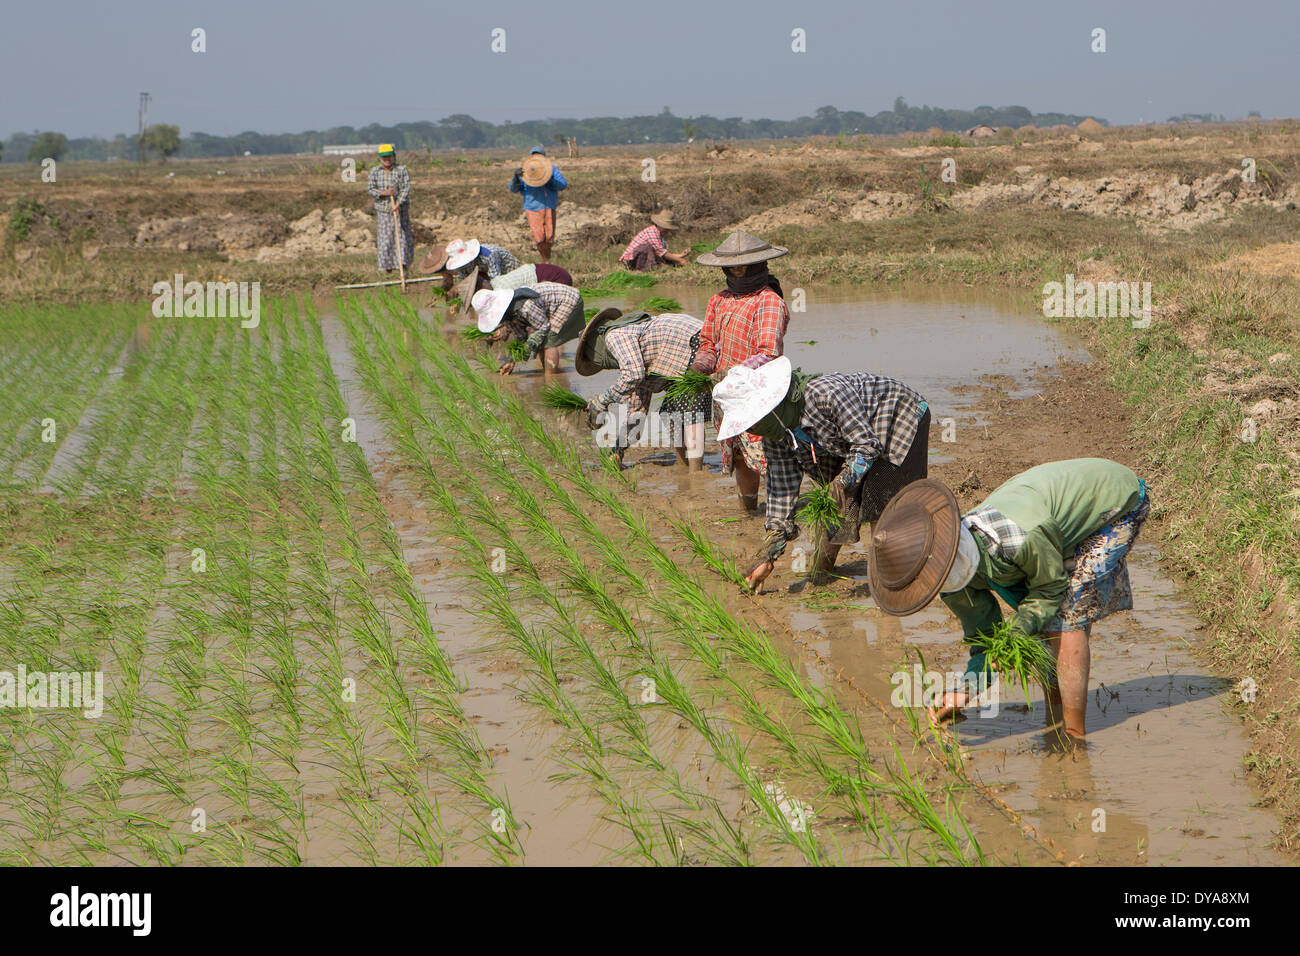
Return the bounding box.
[507,339,529,362]
[796,482,843,541]
[639,296,684,313]
[461,326,491,343]
[969,620,1057,694]
[578,271,657,298]
[539,383,589,412]
[662,369,713,402]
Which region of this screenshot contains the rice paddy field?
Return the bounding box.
[2,291,1041,866]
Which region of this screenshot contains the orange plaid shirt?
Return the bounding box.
[699,288,790,373]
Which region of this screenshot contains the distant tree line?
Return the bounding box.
[1,101,1109,162]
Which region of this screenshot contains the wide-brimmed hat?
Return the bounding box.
[713,357,793,441]
[574,307,623,377]
[696,229,788,267]
[419,243,451,274]
[452,268,481,307]
[521,153,554,187]
[650,210,677,231]
[445,238,481,271]
[472,288,515,333]
[867,480,962,616]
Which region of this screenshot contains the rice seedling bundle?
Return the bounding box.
[663,370,714,401]
[539,383,589,411]
[639,296,684,313]
[579,271,657,297]
[507,339,529,362]
[461,326,490,342]
[795,482,842,539]
[970,620,1057,692]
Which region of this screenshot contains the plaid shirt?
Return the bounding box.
[599,314,702,411]
[500,281,581,357]
[451,244,521,281]
[700,288,789,373]
[619,225,668,263]
[366,164,411,208]
[763,373,928,537]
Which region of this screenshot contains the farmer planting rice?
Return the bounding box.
[711,357,931,589]
[697,229,791,514]
[448,262,575,311]
[420,238,523,290]
[867,459,1151,741]
[472,281,586,374]
[619,211,690,271]
[366,145,413,274]
[574,307,717,469]
[510,146,567,263]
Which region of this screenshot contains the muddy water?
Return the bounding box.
[331,285,1282,865]
[573,283,1281,865]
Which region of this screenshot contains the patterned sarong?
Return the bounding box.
[376,203,413,271]
[1042,487,1151,632]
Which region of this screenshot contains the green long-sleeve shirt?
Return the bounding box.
[940,458,1143,678]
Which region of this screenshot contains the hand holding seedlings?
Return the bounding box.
[745,559,775,591]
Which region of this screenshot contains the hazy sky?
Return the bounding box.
[4,0,1295,138]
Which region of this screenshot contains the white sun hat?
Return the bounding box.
[713,356,793,442]
[445,238,481,271]
[472,288,514,332]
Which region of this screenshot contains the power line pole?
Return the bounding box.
[137,92,151,164]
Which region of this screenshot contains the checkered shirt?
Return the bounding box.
[366,164,411,208]
[619,225,668,263]
[763,373,928,537]
[599,314,703,411]
[501,281,581,340]
[700,288,789,373]
[963,508,1027,560]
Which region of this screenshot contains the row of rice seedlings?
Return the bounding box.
[341,295,782,863]
[396,300,982,864]
[0,302,133,488]
[356,295,830,863]
[301,296,522,863]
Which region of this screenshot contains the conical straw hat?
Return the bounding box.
[696,229,788,267]
[867,480,962,615]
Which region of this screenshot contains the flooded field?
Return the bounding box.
[0,286,1281,866]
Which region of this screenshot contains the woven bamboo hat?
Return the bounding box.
[696,229,788,267]
[521,152,554,188]
[419,242,451,274]
[650,210,677,231]
[867,480,962,616]
[452,268,481,306]
[574,308,624,377]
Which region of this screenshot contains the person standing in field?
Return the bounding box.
[366,144,413,273]
[510,146,567,263]
[574,307,717,470]
[711,357,931,589]
[471,281,586,374]
[867,458,1151,742]
[619,211,690,271]
[697,229,791,513]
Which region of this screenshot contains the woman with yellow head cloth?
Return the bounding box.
[367,144,413,273]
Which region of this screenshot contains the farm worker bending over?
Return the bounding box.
[574,307,718,470]
[619,211,690,271]
[697,229,792,514]
[447,262,575,311]
[510,146,567,263]
[420,238,523,291]
[867,459,1151,741]
[471,282,586,374]
[712,357,930,590]
[367,145,413,273]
